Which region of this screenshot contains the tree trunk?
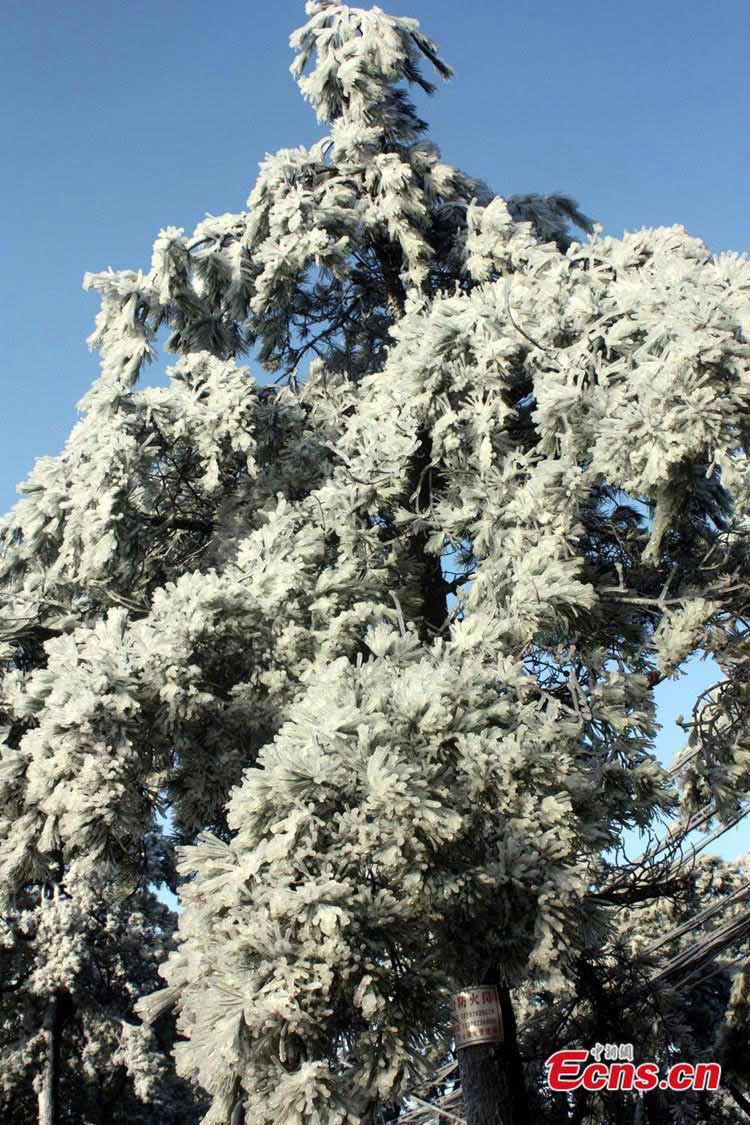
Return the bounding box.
[372,230,529,1125]
[37,991,62,1125]
[457,983,530,1125]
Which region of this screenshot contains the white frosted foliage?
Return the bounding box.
[1,2,750,1122]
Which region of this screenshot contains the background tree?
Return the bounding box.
[1,2,750,1123]
[0,863,200,1122]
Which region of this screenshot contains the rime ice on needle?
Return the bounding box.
[1,2,750,1123]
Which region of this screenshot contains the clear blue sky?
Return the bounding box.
[2,1,748,855]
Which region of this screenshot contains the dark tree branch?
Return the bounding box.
[140,514,214,535]
[726,1081,750,1119]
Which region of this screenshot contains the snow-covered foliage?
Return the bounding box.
[0,867,199,1121]
[1,2,750,1121]
[509,853,750,1125]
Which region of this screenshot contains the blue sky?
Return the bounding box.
[2,1,748,855]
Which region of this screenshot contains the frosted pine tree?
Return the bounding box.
[0,866,200,1122]
[2,2,750,1122]
[517,853,750,1124]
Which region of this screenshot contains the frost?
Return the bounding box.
[1,1,749,1121]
